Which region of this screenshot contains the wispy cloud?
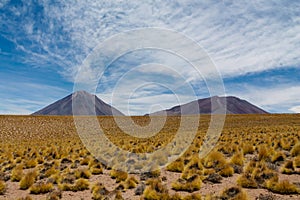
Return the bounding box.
[289,106,300,113]
[1,1,299,79]
[0,0,8,9]
[0,98,46,115]
[227,84,300,113]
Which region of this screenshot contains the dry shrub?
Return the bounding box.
[172,174,202,192]
[20,170,38,190]
[44,167,58,178]
[219,165,234,177]
[266,180,299,194]
[74,168,91,179]
[231,152,244,166]
[24,159,38,169]
[115,190,124,200]
[185,154,203,170]
[220,187,248,200]
[291,142,300,157]
[294,156,300,168]
[166,159,184,172]
[0,180,6,195]
[124,176,139,189]
[143,178,169,199]
[271,151,285,163]
[92,182,109,200]
[30,182,53,194]
[60,178,89,192]
[203,151,227,169]
[237,174,258,188]
[281,160,295,174]
[90,163,103,175]
[258,145,270,161]
[110,170,128,183]
[242,143,255,155]
[80,156,91,165]
[11,165,23,182]
[46,189,62,200]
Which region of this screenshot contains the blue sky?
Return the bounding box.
[0,0,300,115]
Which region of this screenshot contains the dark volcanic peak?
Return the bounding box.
[32,90,124,116]
[149,96,268,115]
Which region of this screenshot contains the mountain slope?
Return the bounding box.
[32,91,124,116]
[149,96,268,115]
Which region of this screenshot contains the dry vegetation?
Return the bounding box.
[0,114,299,199]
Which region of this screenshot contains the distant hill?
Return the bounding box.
[32,90,124,116]
[149,96,268,115]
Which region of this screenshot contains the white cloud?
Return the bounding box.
[98,92,197,116]
[1,1,299,79]
[289,106,300,113]
[0,99,50,115]
[0,0,9,8]
[0,79,69,114]
[227,84,300,113]
[136,64,180,78]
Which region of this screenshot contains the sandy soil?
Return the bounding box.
[1,167,300,200]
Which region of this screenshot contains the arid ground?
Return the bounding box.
[0,114,300,200]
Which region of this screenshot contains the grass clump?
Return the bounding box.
[172,174,202,192]
[294,156,300,168]
[281,160,295,174]
[203,151,227,169]
[90,164,103,175]
[242,143,255,155]
[24,159,38,169]
[0,180,6,195]
[219,165,234,177]
[11,165,23,182]
[46,189,62,200]
[91,182,109,200]
[271,151,285,163]
[291,142,300,157]
[60,178,89,192]
[74,168,91,179]
[124,176,139,189]
[20,170,38,190]
[143,178,169,200]
[44,167,58,178]
[237,173,258,188]
[166,159,184,172]
[266,180,299,194]
[30,182,53,194]
[115,190,124,200]
[74,178,89,191]
[258,145,270,161]
[80,157,91,165]
[110,170,128,183]
[220,187,248,200]
[231,152,244,166]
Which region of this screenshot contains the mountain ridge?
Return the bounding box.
[32,91,268,116]
[148,96,268,115]
[32,90,124,116]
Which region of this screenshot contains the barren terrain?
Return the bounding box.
[0,114,300,199]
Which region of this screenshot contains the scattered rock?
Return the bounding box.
[135,183,145,195]
[205,173,223,183]
[256,193,276,200]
